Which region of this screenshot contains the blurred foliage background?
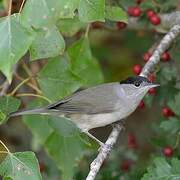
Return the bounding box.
[0,0,179,180]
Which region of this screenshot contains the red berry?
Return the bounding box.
[148,87,156,95]
[127,7,134,16]
[146,10,155,19]
[39,163,46,172]
[136,0,143,4]
[91,22,103,29]
[120,160,132,172]
[163,147,173,157]
[128,133,138,149]
[149,14,161,25]
[143,52,152,62]
[148,74,156,82]
[161,52,171,62]
[162,107,175,118]
[128,7,141,17]
[133,64,142,75]
[116,22,127,29]
[138,100,145,109]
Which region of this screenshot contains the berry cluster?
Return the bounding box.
[146,10,161,25]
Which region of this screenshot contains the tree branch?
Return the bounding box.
[86,24,180,180]
[86,124,123,180]
[140,25,180,77]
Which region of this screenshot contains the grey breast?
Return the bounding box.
[47,82,120,114]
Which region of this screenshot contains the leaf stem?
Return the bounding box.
[16,93,52,103]
[14,73,42,94]
[22,63,39,88]
[85,24,90,38]
[19,0,26,13]
[8,0,12,16]
[9,78,30,96]
[0,151,9,154]
[0,140,10,153]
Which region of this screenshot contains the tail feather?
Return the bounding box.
[9,108,49,117]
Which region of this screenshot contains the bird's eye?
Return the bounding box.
[134,81,141,87]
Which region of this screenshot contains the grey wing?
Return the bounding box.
[47,82,120,114]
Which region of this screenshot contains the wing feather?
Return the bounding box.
[47,82,120,114]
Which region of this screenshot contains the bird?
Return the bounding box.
[10,76,159,146]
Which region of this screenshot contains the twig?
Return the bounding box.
[22,62,39,88]
[85,24,90,38]
[8,0,12,16]
[86,25,180,180]
[0,140,10,153]
[19,0,26,13]
[0,65,18,96]
[0,81,10,96]
[8,78,30,96]
[14,73,42,94]
[16,93,52,103]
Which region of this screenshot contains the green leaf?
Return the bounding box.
[0,15,34,82]
[57,16,86,37]
[168,92,180,116]
[20,0,79,28]
[37,56,82,101]
[154,157,171,176]
[45,131,86,180]
[68,37,104,86]
[23,99,53,150]
[142,157,180,180]
[158,65,177,84]
[0,151,42,180]
[78,0,105,22]
[30,26,65,61]
[0,96,21,124]
[160,117,180,134]
[55,0,79,19]
[105,6,128,22]
[48,117,80,137]
[171,158,180,174]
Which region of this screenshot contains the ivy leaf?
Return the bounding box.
[57,16,86,37]
[37,56,82,101]
[142,157,180,180]
[105,6,128,22]
[68,37,104,86]
[160,117,180,134]
[168,92,180,116]
[0,151,42,180]
[23,99,53,150]
[45,131,87,180]
[0,96,21,124]
[30,26,65,61]
[0,15,34,82]
[78,0,105,22]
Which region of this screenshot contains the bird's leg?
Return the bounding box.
[83,131,104,147]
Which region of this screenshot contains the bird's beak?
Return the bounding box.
[147,83,160,88]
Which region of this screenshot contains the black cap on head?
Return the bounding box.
[120,76,151,85]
